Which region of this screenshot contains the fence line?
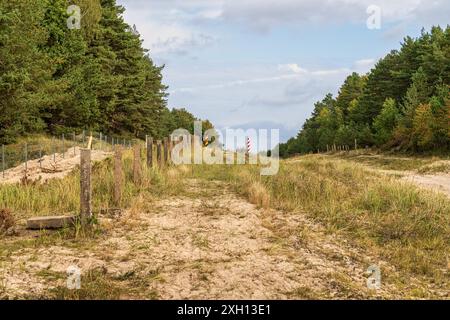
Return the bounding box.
[0,132,138,180]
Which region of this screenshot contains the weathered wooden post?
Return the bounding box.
[133,144,142,185]
[163,137,169,165]
[1,144,4,179]
[80,148,92,225]
[52,137,56,163]
[157,140,163,168]
[114,146,123,206]
[193,135,202,164]
[191,134,195,160]
[24,143,28,173]
[73,132,76,156]
[62,134,65,159]
[146,136,153,168]
[39,147,42,169]
[355,139,358,150]
[168,136,174,164]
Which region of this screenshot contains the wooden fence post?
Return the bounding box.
[114,146,123,207]
[157,140,163,168]
[80,148,92,225]
[163,137,169,165]
[2,144,5,179]
[147,136,153,168]
[168,136,173,164]
[133,144,142,185]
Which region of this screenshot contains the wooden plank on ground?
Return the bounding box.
[27,215,76,230]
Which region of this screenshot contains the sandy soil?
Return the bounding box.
[371,168,450,198]
[0,147,111,185]
[404,173,450,197]
[1,179,445,299]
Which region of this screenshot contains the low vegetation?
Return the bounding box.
[0,147,184,223]
[189,155,450,285]
[326,150,450,173]
[1,145,448,299]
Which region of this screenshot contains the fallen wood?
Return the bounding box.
[27,215,76,230]
[41,167,63,174]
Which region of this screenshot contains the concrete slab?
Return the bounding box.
[27,215,77,230]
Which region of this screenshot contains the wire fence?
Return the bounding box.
[0,131,136,179]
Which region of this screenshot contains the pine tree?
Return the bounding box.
[336,73,367,120]
[373,98,400,146]
[0,0,49,143]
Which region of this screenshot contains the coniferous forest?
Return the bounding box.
[279,26,450,157]
[0,0,211,144]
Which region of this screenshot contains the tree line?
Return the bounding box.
[0,0,212,144]
[278,26,449,157]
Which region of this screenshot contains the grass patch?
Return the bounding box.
[0,149,187,221]
[46,268,123,300]
[332,151,450,172]
[188,155,450,283]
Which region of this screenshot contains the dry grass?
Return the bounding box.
[0,146,188,229]
[0,208,15,235]
[331,150,450,173]
[248,181,271,209]
[189,155,450,285]
[418,162,450,174]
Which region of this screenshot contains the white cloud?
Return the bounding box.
[217,0,450,32]
[118,0,219,56]
[278,64,308,74]
[117,0,449,142]
[119,0,449,55]
[171,64,353,94]
[353,58,376,72]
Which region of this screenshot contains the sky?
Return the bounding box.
[117,0,449,142]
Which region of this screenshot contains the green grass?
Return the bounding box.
[188,155,450,283]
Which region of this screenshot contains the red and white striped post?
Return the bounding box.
[245,137,251,164]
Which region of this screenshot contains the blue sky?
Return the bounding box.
[117,0,449,142]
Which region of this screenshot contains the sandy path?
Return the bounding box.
[0,147,112,185]
[2,178,445,299]
[403,173,450,197]
[370,168,450,198]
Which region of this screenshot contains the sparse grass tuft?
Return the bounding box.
[47,267,123,300]
[248,181,271,209]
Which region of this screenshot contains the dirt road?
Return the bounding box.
[369,168,450,198]
[1,178,445,299]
